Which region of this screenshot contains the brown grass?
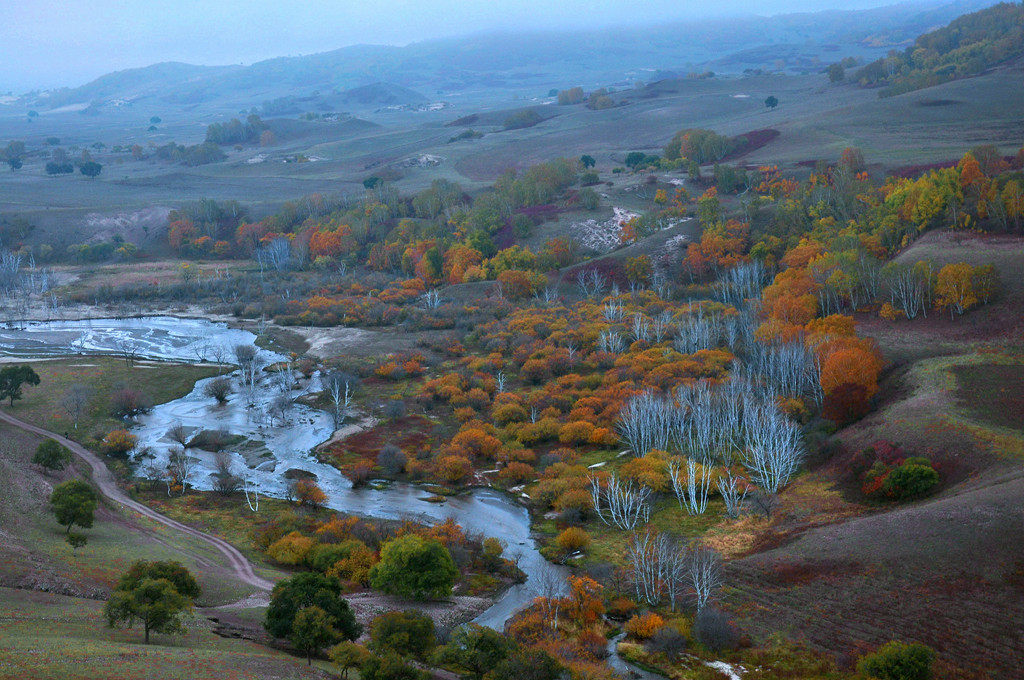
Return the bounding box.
[724,231,1024,675]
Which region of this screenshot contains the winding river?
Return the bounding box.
[0,316,564,629]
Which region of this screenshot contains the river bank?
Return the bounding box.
[0,314,565,631]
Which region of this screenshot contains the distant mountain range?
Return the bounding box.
[17,0,999,115]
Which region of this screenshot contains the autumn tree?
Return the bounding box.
[557,87,585,105]
[935,262,977,318]
[102,429,138,456]
[330,641,372,678]
[624,255,653,287]
[971,263,1000,304]
[555,527,591,562]
[293,478,328,510]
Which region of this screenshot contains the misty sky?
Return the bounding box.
[3,0,896,93]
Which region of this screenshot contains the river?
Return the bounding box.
[0,316,564,629]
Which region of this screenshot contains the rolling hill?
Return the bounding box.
[7,0,1002,116]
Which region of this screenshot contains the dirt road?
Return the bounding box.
[0,409,273,592]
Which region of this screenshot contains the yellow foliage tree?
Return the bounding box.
[267,531,316,565]
[935,262,977,318]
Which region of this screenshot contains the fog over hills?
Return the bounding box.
[3,0,998,116]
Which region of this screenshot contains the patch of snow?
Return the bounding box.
[570,206,638,253]
[706,661,744,680]
[375,102,449,113]
[730,94,751,99]
[46,103,90,114]
[246,154,266,165]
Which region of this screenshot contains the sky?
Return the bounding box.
[2,0,899,93]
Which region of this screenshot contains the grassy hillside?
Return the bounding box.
[3,42,1022,254]
[7,0,996,113]
[0,384,325,678]
[0,588,332,680]
[0,420,267,604]
[725,232,1024,675]
[855,1,1024,95]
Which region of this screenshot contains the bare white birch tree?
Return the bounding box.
[668,456,714,515]
[590,472,651,530]
[686,540,723,612]
[167,446,198,495]
[616,391,673,457]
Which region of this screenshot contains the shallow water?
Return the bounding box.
[1,316,564,628]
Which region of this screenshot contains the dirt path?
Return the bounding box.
[0,409,273,592]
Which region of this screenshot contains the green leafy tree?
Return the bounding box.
[80,161,103,178]
[425,246,444,282]
[116,560,201,599]
[488,648,563,680]
[104,577,192,644]
[857,640,936,680]
[50,479,97,534]
[292,605,338,665]
[436,624,511,680]
[265,572,362,643]
[883,463,939,500]
[66,532,88,553]
[369,534,458,600]
[361,652,431,680]
[765,95,779,109]
[579,154,596,169]
[45,161,74,175]
[827,63,845,83]
[624,152,647,169]
[370,610,436,660]
[33,439,73,473]
[0,364,40,406]
[330,641,372,678]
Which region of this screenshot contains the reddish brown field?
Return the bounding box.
[728,473,1024,675]
[323,413,439,466]
[953,363,1024,433]
[726,231,1024,676]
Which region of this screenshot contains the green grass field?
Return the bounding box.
[3,62,1022,255]
[0,588,333,680]
[0,423,274,605]
[2,356,223,444]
